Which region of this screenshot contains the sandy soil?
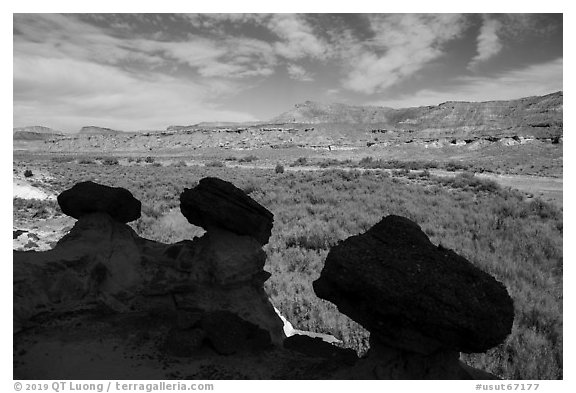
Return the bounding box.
[13,180,55,200]
[430,170,563,208]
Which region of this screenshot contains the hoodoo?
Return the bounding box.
[14,180,514,379]
[314,215,515,378]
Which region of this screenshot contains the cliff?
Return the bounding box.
[271,92,563,139]
[13,126,63,141]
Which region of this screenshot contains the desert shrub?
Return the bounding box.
[242,180,261,195]
[393,168,410,176]
[284,225,340,251]
[102,158,119,166]
[445,161,470,172]
[144,156,155,163]
[523,199,561,220]
[13,197,58,211]
[50,156,75,163]
[358,156,374,166]
[318,158,351,168]
[437,172,501,193]
[23,169,33,177]
[238,155,258,163]
[275,163,285,174]
[397,160,438,170]
[291,157,308,166]
[140,204,163,220]
[13,197,60,219]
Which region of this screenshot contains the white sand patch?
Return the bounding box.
[13,180,55,200]
[273,306,341,344]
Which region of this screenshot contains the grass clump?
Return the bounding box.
[101,158,119,166]
[238,155,259,163]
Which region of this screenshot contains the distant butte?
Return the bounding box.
[78,125,125,135]
[270,91,563,133]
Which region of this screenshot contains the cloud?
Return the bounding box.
[14,14,278,80]
[368,58,563,108]
[182,13,331,64]
[13,55,256,131]
[468,16,503,71]
[468,14,561,72]
[286,64,313,82]
[14,14,165,69]
[268,14,330,61]
[133,37,277,79]
[342,14,468,94]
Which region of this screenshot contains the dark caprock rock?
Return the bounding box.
[313,215,514,355]
[180,177,274,245]
[57,181,141,223]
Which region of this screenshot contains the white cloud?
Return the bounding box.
[14,14,278,80]
[468,16,503,71]
[268,14,330,60]
[14,14,162,67]
[133,36,278,79]
[183,13,330,63]
[342,14,467,94]
[368,58,563,108]
[286,64,313,81]
[13,55,256,131]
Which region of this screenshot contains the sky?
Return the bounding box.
[13,13,563,132]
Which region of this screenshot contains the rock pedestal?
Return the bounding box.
[14,179,284,352]
[313,214,515,378]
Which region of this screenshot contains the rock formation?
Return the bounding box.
[57,181,142,223]
[313,215,515,379]
[15,92,562,157]
[78,126,124,135]
[14,178,285,378]
[14,179,514,379]
[180,177,273,246]
[13,126,64,141]
[271,91,562,139]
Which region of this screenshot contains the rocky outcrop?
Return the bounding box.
[272,91,562,139]
[313,215,514,379]
[13,126,63,141]
[57,181,142,223]
[78,126,124,135]
[14,179,284,361]
[180,177,274,246]
[14,180,515,379]
[271,101,393,124]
